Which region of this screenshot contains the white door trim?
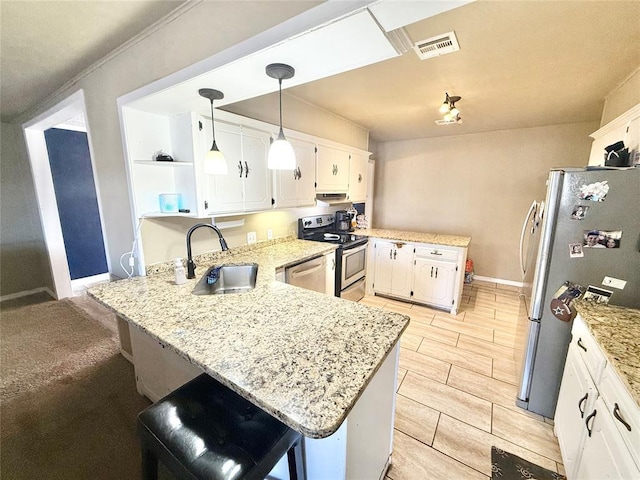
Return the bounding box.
[22,89,111,299]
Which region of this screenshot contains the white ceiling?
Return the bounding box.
[2,1,639,143]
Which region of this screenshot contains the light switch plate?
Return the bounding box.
[247,231,257,244]
[602,276,626,290]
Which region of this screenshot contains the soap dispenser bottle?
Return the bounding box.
[174,258,186,285]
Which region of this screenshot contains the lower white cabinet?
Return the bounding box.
[412,248,457,308]
[129,325,202,402]
[555,315,640,479]
[372,241,413,300]
[370,239,466,313]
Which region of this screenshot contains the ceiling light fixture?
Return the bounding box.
[438,92,462,125]
[199,88,228,175]
[266,63,296,170]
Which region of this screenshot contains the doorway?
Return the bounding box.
[23,90,110,299]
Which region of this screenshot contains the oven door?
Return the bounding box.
[341,242,367,289]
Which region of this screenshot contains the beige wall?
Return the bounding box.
[600,66,640,126]
[373,121,598,282]
[0,122,52,296]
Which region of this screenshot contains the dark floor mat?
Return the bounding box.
[491,446,566,480]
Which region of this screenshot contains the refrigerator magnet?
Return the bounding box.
[549,281,585,322]
[578,180,609,202]
[583,229,622,248]
[569,243,584,258]
[583,285,613,304]
[570,205,589,220]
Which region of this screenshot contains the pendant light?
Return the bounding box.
[266,63,296,170]
[198,88,227,175]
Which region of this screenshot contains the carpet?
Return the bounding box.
[0,298,154,479]
[491,446,566,480]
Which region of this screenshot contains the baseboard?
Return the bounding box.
[473,275,524,288]
[0,286,57,302]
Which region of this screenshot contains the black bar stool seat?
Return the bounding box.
[138,373,304,480]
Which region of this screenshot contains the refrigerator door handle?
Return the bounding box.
[520,200,538,277]
[516,319,540,408]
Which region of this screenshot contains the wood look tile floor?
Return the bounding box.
[360,280,565,480]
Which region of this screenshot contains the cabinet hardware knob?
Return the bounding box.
[244,161,249,178]
[585,409,597,437]
[297,166,302,179]
[358,173,362,183]
[577,338,587,352]
[393,250,397,260]
[578,392,588,418]
[613,403,632,431]
[238,161,243,178]
[389,249,392,260]
[435,267,438,279]
[431,266,434,277]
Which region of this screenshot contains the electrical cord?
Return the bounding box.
[119,217,145,278]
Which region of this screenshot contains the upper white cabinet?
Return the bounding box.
[348,151,369,203]
[201,118,273,214]
[316,144,350,193]
[588,103,640,166]
[273,135,317,208]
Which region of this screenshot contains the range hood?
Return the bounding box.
[316,193,350,205]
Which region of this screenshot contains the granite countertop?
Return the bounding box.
[356,228,471,248]
[88,239,409,439]
[574,301,640,406]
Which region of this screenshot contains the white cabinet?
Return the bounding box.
[555,315,640,479]
[555,343,598,477]
[273,136,317,208]
[316,144,350,193]
[372,241,413,300]
[588,103,640,166]
[369,238,466,313]
[575,397,640,480]
[129,325,203,401]
[412,248,458,309]
[348,152,368,203]
[201,118,272,214]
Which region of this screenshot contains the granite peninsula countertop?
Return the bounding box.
[88,239,409,439]
[356,228,471,248]
[574,301,640,406]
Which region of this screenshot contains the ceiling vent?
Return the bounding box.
[414,31,460,60]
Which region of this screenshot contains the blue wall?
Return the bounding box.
[44,128,108,280]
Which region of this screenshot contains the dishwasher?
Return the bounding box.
[284,255,326,293]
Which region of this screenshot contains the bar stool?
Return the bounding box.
[137,373,305,480]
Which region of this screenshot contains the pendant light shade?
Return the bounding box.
[198,88,227,175]
[266,63,296,170]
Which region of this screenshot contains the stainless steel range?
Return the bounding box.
[298,214,368,301]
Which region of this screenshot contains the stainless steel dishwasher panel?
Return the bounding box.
[285,255,327,294]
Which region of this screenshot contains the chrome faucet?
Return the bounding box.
[186,223,229,279]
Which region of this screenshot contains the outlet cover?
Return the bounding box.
[247,231,257,244]
[267,229,273,240]
[602,276,626,290]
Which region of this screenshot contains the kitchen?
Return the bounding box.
[1,1,640,479]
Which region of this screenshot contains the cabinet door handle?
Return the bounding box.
[577,338,587,352]
[435,267,438,279]
[297,166,302,179]
[332,258,335,270]
[238,161,243,178]
[585,409,597,437]
[393,250,397,260]
[613,403,632,431]
[358,173,362,183]
[431,266,434,277]
[244,161,249,178]
[389,250,392,260]
[578,392,588,418]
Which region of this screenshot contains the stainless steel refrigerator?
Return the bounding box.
[516,167,640,418]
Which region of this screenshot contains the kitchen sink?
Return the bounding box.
[192,263,258,295]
